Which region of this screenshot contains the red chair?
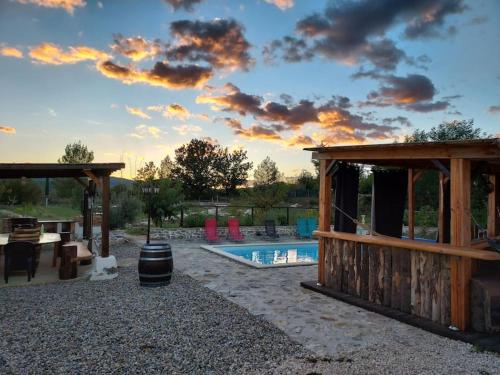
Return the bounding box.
[228,218,245,242]
[204,218,219,243]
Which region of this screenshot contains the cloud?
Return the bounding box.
[29,43,110,65]
[269,0,465,70]
[265,0,294,10]
[126,106,151,120]
[164,0,203,11]
[15,0,86,14]
[0,45,23,59]
[167,19,253,70]
[172,124,202,135]
[147,103,208,121]
[128,124,163,139]
[382,116,412,127]
[111,34,162,62]
[204,84,400,145]
[96,60,213,89]
[489,105,500,114]
[0,125,16,134]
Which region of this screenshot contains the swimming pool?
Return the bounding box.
[200,242,318,268]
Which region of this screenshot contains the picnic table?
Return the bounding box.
[0,232,62,266]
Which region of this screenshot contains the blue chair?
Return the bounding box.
[296,218,309,238]
[307,217,318,238]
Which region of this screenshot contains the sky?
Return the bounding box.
[0,0,499,178]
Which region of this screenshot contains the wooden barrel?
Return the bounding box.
[138,243,173,287]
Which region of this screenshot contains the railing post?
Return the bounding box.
[180,206,184,228]
[286,207,290,225]
[251,207,254,225]
[215,206,219,224]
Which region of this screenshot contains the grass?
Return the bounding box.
[0,204,80,220]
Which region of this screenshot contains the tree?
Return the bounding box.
[55,141,94,206]
[135,161,158,182]
[172,139,221,199]
[58,141,94,163]
[215,148,253,195]
[254,156,283,186]
[404,119,490,143]
[149,179,184,226]
[158,156,175,179]
[0,179,41,205]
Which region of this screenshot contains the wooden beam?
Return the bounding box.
[318,159,332,285]
[101,174,110,258]
[487,174,500,237]
[431,160,450,177]
[408,169,415,240]
[313,230,500,261]
[83,170,102,188]
[325,160,338,176]
[73,177,88,188]
[413,169,425,184]
[438,172,446,244]
[450,158,472,331]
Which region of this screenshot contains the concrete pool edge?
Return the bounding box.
[200,241,318,269]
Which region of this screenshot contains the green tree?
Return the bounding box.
[55,141,95,207]
[254,156,283,186]
[404,119,490,143]
[158,156,175,179]
[215,148,253,195]
[149,179,184,226]
[135,161,158,182]
[0,179,42,205]
[172,139,221,199]
[58,141,94,163]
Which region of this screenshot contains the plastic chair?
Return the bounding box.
[228,218,245,242]
[4,241,37,283]
[296,218,310,238]
[204,218,219,243]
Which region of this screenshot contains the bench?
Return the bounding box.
[63,241,93,263]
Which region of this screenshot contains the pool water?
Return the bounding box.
[205,242,318,267]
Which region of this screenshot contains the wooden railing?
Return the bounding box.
[314,230,500,261]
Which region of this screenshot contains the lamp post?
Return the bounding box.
[142,184,160,244]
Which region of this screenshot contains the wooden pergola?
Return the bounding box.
[305,139,500,331]
[0,163,124,257]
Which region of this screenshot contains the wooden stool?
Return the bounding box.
[59,245,77,280]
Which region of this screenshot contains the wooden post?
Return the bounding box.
[487,174,500,238]
[438,172,445,244]
[101,174,110,258]
[318,159,332,285]
[450,159,471,331]
[408,169,415,240]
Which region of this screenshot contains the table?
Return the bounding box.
[0,233,62,267]
[38,220,77,235]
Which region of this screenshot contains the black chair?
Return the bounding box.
[264,220,280,240]
[4,241,37,283]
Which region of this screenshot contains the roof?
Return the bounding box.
[0,163,125,179]
[305,138,500,170]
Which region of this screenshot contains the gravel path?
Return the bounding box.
[0,267,309,374]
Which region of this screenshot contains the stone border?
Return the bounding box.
[200,241,318,269]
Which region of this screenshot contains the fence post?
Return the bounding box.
[251,207,254,225]
[180,206,184,227]
[215,206,219,223]
[286,207,290,225]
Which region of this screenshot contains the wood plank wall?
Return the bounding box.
[324,237,451,326]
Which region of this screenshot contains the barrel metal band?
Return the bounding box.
[139,273,172,278]
[139,256,172,261]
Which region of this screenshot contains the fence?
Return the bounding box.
[177,205,319,228]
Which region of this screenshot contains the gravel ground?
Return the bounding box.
[0,267,309,374]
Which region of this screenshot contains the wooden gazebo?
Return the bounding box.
[304,139,500,332]
[0,163,124,257]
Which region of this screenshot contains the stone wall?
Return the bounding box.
[149,225,299,241]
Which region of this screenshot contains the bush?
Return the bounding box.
[110,195,142,229]
[183,213,208,228]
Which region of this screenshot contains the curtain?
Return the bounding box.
[334,163,360,233]
[372,169,407,238]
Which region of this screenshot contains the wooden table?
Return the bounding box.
[38,220,77,235]
[0,233,62,266]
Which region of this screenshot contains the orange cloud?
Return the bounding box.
[126,106,151,120]
[0,46,23,59]
[265,0,294,10]
[16,0,86,15]
[172,124,202,135]
[96,60,213,90]
[128,124,163,139]
[111,34,161,62]
[0,125,16,134]
[29,43,110,65]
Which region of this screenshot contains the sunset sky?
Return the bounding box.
[0,0,499,178]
